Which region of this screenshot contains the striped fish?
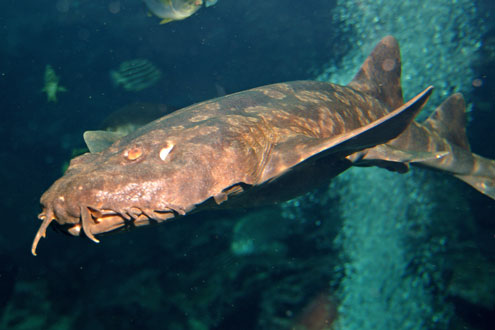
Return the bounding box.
[110,59,162,92]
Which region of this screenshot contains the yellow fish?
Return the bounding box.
[143,0,217,24]
[42,65,67,103]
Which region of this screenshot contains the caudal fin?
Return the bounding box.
[348,36,404,111]
[354,91,495,200]
[428,95,495,199]
[407,94,495,200]
[454,172,495,200]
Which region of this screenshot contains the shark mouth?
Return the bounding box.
[31,205,179,256]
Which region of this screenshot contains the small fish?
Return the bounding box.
[143,0,217,24]
[110,59,162,92]
[84,103,175,153]
[31,36,495,255]
[62,103,174,173]
[204,0,217,7]
[101,103,175,135]
[42,65,67,102]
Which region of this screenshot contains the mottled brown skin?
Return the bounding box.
[35,81,415,248]
[32,36,495,255]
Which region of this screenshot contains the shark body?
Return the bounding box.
[32,36,495,255]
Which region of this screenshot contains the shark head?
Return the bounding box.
[31,129,211,255]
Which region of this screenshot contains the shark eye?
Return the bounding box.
[124,147,143,161]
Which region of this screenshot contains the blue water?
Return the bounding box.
[0,0,493,329]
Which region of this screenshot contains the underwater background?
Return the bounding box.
[0,0,494,329]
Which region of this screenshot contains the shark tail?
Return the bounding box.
[360,93,495,200]
[454,172,495,200]
[419,93,495,199]
[423,94,495,199]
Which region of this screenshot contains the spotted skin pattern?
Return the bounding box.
[32,36,495,255]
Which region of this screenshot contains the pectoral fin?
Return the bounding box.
[83,130,126,153]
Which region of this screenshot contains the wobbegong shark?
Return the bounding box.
[32,36,495,255]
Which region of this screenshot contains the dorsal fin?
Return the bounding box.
[423,93,470,151]
[348,36,403,111]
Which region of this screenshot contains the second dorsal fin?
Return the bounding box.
[423,93,470,151]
